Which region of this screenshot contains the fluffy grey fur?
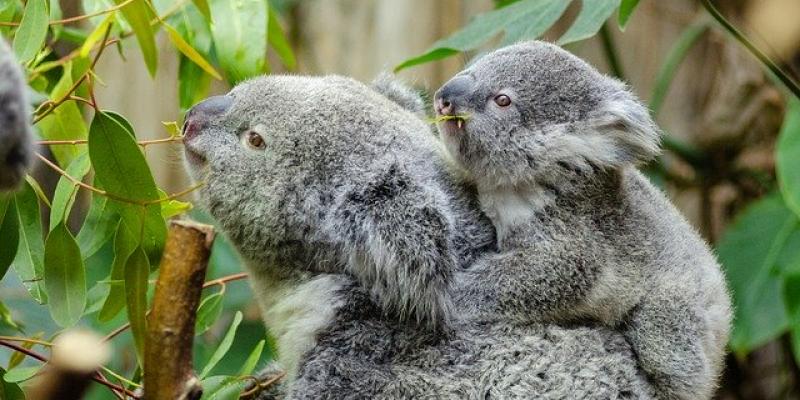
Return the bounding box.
[183,74,659,398]
[435,41,732,399]
[0,38,33,191]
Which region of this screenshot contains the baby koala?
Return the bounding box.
[435,41,731,400]
[0,38,34,191]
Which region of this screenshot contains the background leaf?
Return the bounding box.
[11,181,46,303]
[617,0,640,30]
[210,0,267,83]
[125,246,150,366]
[12,0,47,62]
[200,311,242,378]
[37,62,89,168]
[44,223,87,327]
[558,0,621,45]
[195,291,224,335]
[49,152,91,229]
[114,0,158,76]
[778,98,800,218]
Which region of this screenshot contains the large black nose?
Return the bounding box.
[434,75,474,115]
[183,95,233,140]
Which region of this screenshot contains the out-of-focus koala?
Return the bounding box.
[433,41,732,399]
[0,38,33,191]
[181,74,658,398]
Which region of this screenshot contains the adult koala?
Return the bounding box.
[0,38,34,191]
[182,75,657,399]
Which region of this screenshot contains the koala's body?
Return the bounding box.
[435,41,732,399]
[0,38,34,190]
[182,74,658,398]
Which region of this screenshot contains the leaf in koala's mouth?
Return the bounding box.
[429,114,471,129]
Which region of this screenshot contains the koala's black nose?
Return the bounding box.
[183,95,233,141]
[434,75,474,115]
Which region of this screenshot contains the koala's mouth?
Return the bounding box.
[432,114,470,133]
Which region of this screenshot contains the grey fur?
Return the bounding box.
[435,41,732,399]
[0,38,34,191]
[183,74,659,398]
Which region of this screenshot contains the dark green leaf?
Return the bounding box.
[49,152,91,229]
[125,246,150,366]
[12,0,48,62]
[163,21,222,79]
[0,195,19,280]
[718,194,797,353]
[98,221,136,322]
[114,0,158,76]
[558,0,620,45]
[44,223,87,327]
[0,368,25,400]
[200,311,243,378]
[617,0,640,30]
[778,98,800,218]
[2,365,40,383]
[210,0,267,83]
[199,375,246,400]
[239,339,265,376]
[76,187,119,258]
[195,291,224,335]
[11,181,46,303]
[267,5,295,70]
[193,0,211,21]
[179,54,213,111]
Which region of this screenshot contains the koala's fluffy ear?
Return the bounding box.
[581,90,661,168]
[371,73,427,117]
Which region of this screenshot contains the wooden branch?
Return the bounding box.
[27,331,111,400]
[144,220,215,400]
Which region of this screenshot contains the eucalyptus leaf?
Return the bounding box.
[0,367,26,400]
[114,0,158,76]
[239,339,265,376]
[125,246,150,366]
[558,0,620,45]
[2,365,40,383]
[617,0,640,30]
[267,5,295,70]
[195,291,224,335]
[11,181,46,303]
[76,188,119,258]
[12,0,48,62]
[0,196,19,280]
[199,375,246,400]
[98,221,136,322]
[38,62,88,168]
[210,0,267,83]
[44,223,86,327]
[200,311,243,378]
[49,152,91,229]
[778,98,800,219]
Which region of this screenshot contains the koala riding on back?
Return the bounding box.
[435,41,732,400]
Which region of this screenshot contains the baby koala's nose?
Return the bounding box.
[434,75,474,115]
[183,95,233,141]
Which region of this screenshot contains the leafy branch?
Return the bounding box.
[0,0,137,27]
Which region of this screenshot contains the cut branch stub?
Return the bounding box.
[144,220,215,400]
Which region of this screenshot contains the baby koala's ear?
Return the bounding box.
[371,72,427,117]
[585,90,661,167]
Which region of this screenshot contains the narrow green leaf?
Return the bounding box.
[195,292,223,335]
[199,375,246,400]
[80,10,116,57]
[2,365,40,383]
[125,246,150,366]
[558,0,621,45]
[76,189,118,258]
[200,311,243,378]
[193,0,211,21]
[114,0,158,76]
[11,181,46,303]
[239,339,265,376]
[49,152,91,229]
[0,367,26,400]
[25,175,51,209]
[0,196,19,280]
[210,0,267,83]
[719,194,797,353]
[98,221,136,322]
[12,0,48,62]
[38,62,88,167]
[649,23,708,117]
[179,54,213,110]
[617,0,640,30]
[163,22,222,80]
[500,0,571,46]
[267,5,295,70]
[778,98,800,219]
[0,301,20,331]
[44,223,87,327]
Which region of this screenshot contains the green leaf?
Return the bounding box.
[199,375,246,400]
[210,0,267,83]
[114,0,158,76]
[200,311,243,378]
[778,98,800,219]
[11,181,46,303]
[2,365,40,383]
[0,196,19,280]
[193,0,211,21]
[179,54,213,110]
[49,152,91,229]
[195,291,224,335]
[239,339,265,376]
[395,0,571,71]
[80,10,116,57]
[44,223,87,327]
[76,188,119,258]
[617,0,640,30]
[38,62,89,168]
[0,301,20,331]
[163,22,222,80]
[267,5,295,70]
[88,111,166,260]
[719,194,797,353]
[0,368,25,400]
[12,0,48,62]
[125,246,150,366]
[558,0,621,45]
[98,221,136,322]
[25,175,51,208]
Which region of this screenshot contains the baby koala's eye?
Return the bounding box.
[244,130,266,150]
[494,94,511,107]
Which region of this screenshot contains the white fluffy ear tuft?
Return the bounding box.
[371,72,427,117]
[587,91,661,167]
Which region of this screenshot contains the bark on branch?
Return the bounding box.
[144,220,215,400]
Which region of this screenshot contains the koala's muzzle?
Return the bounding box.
[434,75,474,116]
[183,95,233,141]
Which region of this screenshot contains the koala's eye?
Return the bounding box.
[494,94,511,107]
[244,130,266,150]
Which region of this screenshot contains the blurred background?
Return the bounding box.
[3,0,800,398]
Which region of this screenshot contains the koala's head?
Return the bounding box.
[182,75,433,274]
[0,39,34,191]
[434,41,659,190]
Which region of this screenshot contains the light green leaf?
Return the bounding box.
[199,375,246,400]
[558,0,621,45]
[125,246,150,366]
[0,195,19,280]
[0,301,20,331]
[617,0,640,30]
[267,5,295,70]
[38,62,88,168]
[778,98,800,219]
[11,181,46,303]
[98,221,136,322]
[719,194,797,353]
[25,175,51,208]
[44,223,87,327]
[210,0,267,83]
[12,0,48,62]
[76,187,119,258]
[200,311,243,378]
[2,365,40,383]
[193,0,211,21]
[163,22,222,80]
[0,367,27,399]
[195,291,223,335]
[80,10,116,57]
[239,339,265,376]
[179,54,213,111]
[49,152,91,229]
[114,0,158,76]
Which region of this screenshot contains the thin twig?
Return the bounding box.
[0,0,136,27]
[0,336,53,347]
[37,136,184,147]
